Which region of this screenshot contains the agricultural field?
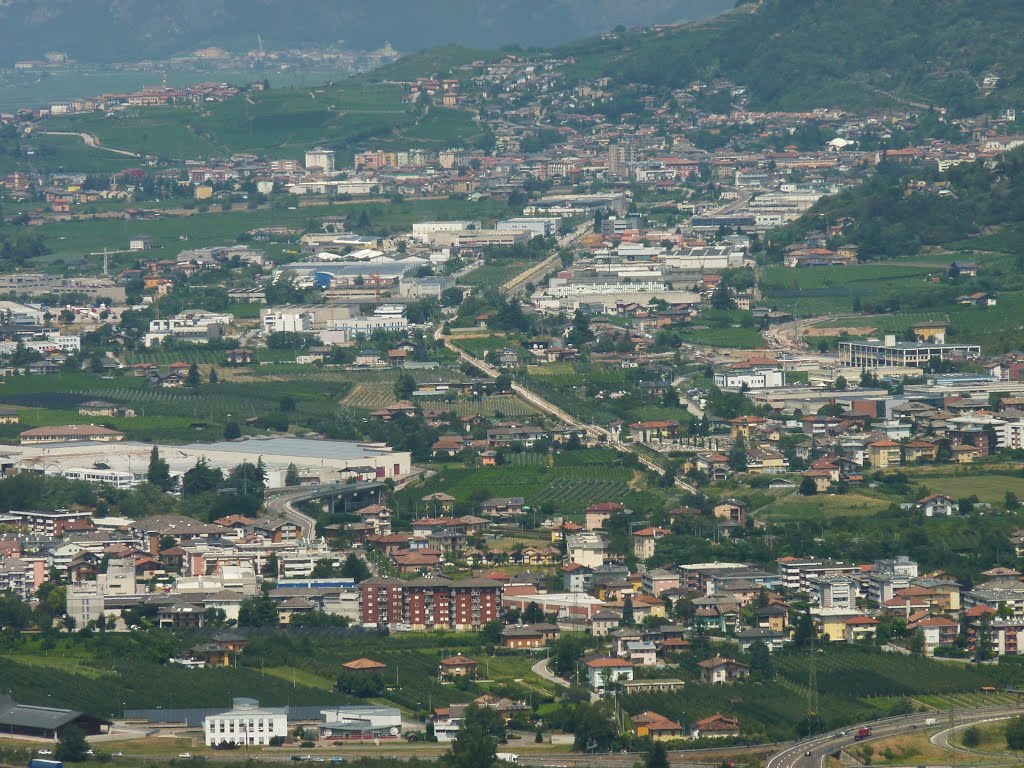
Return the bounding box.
[912,474,1024,505]
[28,196,511,268]
[525,363,691,428]
[675,324,765,349]
[621,647,1014,742]
[399,448,668,518]
[450,333,525,358]
[762,262,941,316]
[458,260,535,288]
[754,493,892,522]
[417,395,539,418]
[0,367,373,443]
[36,83,455,163]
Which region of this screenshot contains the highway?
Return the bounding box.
[500,221,592,296]
[765,706,1022,768]
[265,481,384,540]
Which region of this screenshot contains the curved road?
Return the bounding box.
[766,706,1023,768]
[38,130,141,157]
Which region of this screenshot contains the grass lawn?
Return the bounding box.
[262,665,336,691]
[914,474,1024,505]
[845,731,985,766]
[756,492,891,521]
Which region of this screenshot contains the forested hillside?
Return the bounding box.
[559,0,1024,114]
[773,148,1024,260]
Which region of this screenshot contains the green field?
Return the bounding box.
[399,448,668,518]
[626,646,1015,743]
[755,492,892,522]
[26,197,511,268]
[37,83,483,164]
[458,261,535,288]
[915,474,1024,505]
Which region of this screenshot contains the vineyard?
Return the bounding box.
[401,449,668,518]
[458,260,533,288]
[622,678,892,743]
[525,364,691,428]
[417,395,539,418]
[775,646,1011,698]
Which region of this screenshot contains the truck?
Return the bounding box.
[925,717,938,726]
[854,727,872,741]
[496,754,519,764]
[29,760,64,768]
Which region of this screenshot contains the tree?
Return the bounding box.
[963,726,981,748]
[56,725,89,762]
[728,437,747,472]
[523,601,545,623]
[799,476,818,496]
[238,592,278,626]
[340,553,371,583]
[285,463,301,487]
[622,595,635,626]
[710,283,735,310]
[833,375,847,390]
[262,553,279,579]
[182,458,222,496]
[209,367,219,385]
[1007,716,1024,750]
[146,445,172,491]
[445,706,499,768]
[748,640,774,679]
[224,421,242,440]
[280,396,297,412]
[645,742,669,768]
[395,372,417,399]
[793,607,815,649]
[186,362,201,388]
[1007,491,1021,511]
[908,629,925,656]
[572,701,617,752]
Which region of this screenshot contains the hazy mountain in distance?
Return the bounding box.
[0,0,734,65]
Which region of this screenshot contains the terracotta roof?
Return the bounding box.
[586,657,633,668]
[342,658,387,671]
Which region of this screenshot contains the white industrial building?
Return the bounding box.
[496,217,560,238]
[714,369,785,389]
[320,706,402,741]
[204,698,288,747]
[7,436,411,488]
[304,148,336,173]
[411,221,481,243]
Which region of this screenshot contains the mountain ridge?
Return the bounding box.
[0,0,733,66]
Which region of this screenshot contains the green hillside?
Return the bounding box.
[774,148,1024,260]
[36,84,482,163]
[557,0,1024,114]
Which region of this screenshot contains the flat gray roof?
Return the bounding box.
[182,437,392,461]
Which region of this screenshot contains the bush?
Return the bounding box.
[269,736,286,747]
[1006,716,1024,750]
[962,726,981,748]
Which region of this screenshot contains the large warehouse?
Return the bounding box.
[2,436,411,489]
[0,695,112,739]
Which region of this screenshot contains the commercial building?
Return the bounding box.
[19,425,124,445]
[496,217,560,238]
[838,336,981,368]
[0,694,111,739]
[304,148,336,173]
[204,698,287,747]
[320,706,402,740]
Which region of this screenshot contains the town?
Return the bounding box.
[1,3,1024,768]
